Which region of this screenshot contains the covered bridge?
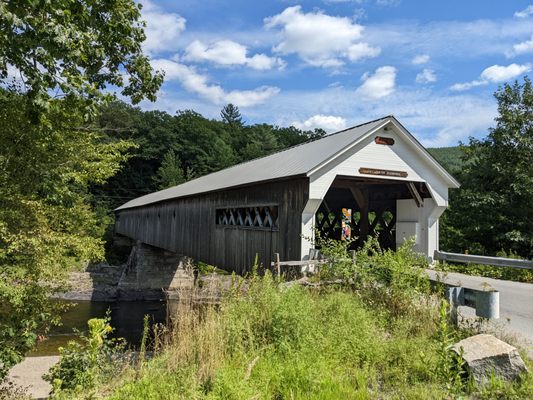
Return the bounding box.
[115,116,459,274]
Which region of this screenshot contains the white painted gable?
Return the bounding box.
[308,121,453,206]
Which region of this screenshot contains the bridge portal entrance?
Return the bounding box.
[315,176,431,251]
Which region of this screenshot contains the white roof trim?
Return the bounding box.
[307,116,460,189]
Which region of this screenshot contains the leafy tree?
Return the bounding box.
[154,150,186,190]
[239,124,280,161]
[0,0,163,105]
[0,0,161,377]
[274,126,325,148]
[91,102,329,214]
[92,102,179,209]
[441,77,533,257]
[175,110,236,175]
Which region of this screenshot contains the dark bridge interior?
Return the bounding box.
[316,176,432,251]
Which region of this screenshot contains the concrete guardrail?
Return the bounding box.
[443,284,500,320]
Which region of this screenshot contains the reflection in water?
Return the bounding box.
[31,300,167,356]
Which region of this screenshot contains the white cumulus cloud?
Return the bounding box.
[412,54,430,65]
[264,6,380,67]
[451,63,532,91]
[480,63,532,82]
[152,59,280,107]
[141,0,186,54]
[224,88,280,107]
[346,43,381,62]
[508,35,533,57]
[514,5,533,18]
[355,66,397,100]
[416,68,436,84]
[292,114,347,132]
[183,40,285,70]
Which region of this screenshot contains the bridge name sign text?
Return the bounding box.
[359,167,408,178]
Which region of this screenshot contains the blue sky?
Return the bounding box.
[137,1,533,147]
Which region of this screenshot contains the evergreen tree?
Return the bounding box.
[221,103,243,127]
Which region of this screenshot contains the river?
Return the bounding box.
[30,300,168,356]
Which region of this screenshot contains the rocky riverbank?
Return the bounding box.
[55,242,197,301]
[56,263,124,301]
[56,257,233,304]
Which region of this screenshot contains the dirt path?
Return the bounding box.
[7,356,59,399]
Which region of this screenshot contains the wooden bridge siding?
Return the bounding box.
[115,178,309,273]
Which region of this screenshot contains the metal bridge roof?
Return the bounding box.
[115,116,457,211]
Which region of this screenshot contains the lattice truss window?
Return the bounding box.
[216,206,279,230]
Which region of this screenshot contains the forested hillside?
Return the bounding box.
[91,102,325,211]
[427,146,464,175]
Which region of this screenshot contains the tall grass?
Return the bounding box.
[104,272,452,399]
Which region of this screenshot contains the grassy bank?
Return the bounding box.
[108,281,446,399]
[43,241,533,399]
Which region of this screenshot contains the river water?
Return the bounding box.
[30,300,168,356]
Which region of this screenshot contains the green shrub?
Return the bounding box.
[471,366,533,399]
[433,300,467,397]
[44,315,124,396]
[316,235,431,319]
[103,273,451,399]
